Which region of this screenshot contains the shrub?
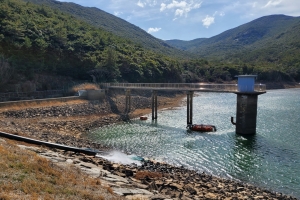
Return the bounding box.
[69,83,100,95]
[134,170,162,180]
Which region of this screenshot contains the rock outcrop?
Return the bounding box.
[17,144,297,200]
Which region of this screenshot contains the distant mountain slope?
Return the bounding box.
[164,38,206,50]
[165,15,300,59]
[166,14,300,81]
[24,0,192,59]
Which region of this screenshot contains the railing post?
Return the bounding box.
[152,90,158,120]
[155,90,158,120]
[190,91,193,125]
[125,89,131,114]
[187,91,194,125]
[187,91,190,125]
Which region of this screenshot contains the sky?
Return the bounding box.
[57,0,300,41]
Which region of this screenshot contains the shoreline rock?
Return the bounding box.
[16,144,297,200]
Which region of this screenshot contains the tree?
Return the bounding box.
[0,54,13,87]
[102,45,120,82]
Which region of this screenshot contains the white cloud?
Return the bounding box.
[148,0,158,7]
[160,0,202,18]
[212,11,225,17]
[160,1,187,11]
[137,0,145,8]
[263,0,282,8]
[160,3,166,11]
[147,27,162,33]
[221,0,300,19]
[114,11,123,16]
[175,9,185,16]
[202,15,215,28]
[138,0,158,7]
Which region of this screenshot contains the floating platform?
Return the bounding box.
[140,116,148,120]
[187,124,217,132]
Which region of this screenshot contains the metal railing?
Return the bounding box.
[0,90,66,102]
[100,83,266,93]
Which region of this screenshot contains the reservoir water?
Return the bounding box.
[89,88,300,198]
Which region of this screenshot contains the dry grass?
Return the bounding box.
[0,139,123,200]
[134,171,162,180]
[0,99,88,112]
[70,83,100,93]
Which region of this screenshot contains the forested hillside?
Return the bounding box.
[0,0,187,91]
[0,0,299,93]
[166,15,300,81]
[24,0,191,59]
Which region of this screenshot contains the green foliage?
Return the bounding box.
[0,0,189,83]
[24,0,193,59]
[0,54,14,87]
[2,0,298,87]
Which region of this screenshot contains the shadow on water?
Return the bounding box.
[235,134,258,150]
[227,132,300,198]
[228,134,260,181]
[132,118,221,136]
[129,118,188,133]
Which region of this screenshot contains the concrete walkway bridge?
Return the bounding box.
[100,77,266,135]
[100,82,266,93]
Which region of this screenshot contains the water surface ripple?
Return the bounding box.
[89,89,300,198]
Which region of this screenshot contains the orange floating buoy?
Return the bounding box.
[187,124,216,132]
[140,116,148,120]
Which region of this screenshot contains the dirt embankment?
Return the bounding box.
[0,92,185,149]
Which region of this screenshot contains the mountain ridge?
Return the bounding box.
[165,14,300,59]
[1,0,300,93]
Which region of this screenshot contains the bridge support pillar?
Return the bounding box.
[125,89,131,114]
[233,92,264,135]
[152,90,158,120]
[187,91,194,125]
